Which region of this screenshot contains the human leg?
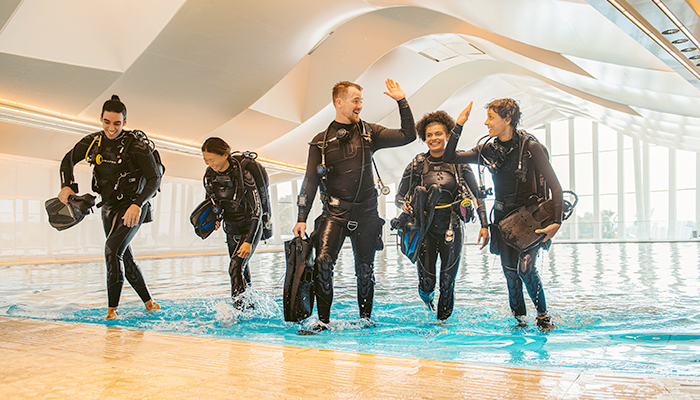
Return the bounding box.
[436,220,463,320]
[225,233,248,304]
[416,232,438,311]
[517,247,548,318]
[500,244,527,318]
[102,204,149,318]
[350,215,383,320]
[313,215,345,323]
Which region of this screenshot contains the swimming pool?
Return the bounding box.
[2,242,699,377]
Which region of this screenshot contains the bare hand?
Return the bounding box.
[383,78,405,101]
[122,204,141,228]
[535,223,561,242]
[477,227,490,249]
[402,202,412,214]
[58,187,76,205]
[293,222,306,238]
[236,242,252,259]
[214,221,221,231]
[456,101,473,126]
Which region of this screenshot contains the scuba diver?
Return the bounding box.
[443,99,563,332]
[394,108,489,321]
[201,137,264,309]
[57,95,161,320]
[292,79,416,327]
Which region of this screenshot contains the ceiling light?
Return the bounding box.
[662,28,679,35]
[652,0,700,52]
[672,38,688,44]
[681,47,698,52]
[0,99,303,173]
[606,0,700,81]
[690,55,700,60]
[308,31,333,55]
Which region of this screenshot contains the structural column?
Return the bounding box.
[270,185,281,245]
[617,132,625,240]
[668,148,676,239]
[632,138,646,240]
[568,118,577,240]
[592,122,600,240]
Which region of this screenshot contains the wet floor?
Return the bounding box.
[2,242,699,377]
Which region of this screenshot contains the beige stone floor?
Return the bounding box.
[1,316,699,399]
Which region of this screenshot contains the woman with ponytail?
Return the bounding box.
[201,137,263,309]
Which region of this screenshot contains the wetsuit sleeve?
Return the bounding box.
[59,134,95,192]
[297,143,322,223]
[369,98,416,150]
[242,171,262,243]
[529,141,564,224]
[395,161,414,209]
[129,139,161,208]
[443,124,480,164]
[461,164,488,228]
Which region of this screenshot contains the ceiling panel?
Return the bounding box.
[0,52,122,115]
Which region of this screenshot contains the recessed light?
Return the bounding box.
[672,38,689,44]
[662,28,680,35]
[690,55,700,60]
[681,47,698,52]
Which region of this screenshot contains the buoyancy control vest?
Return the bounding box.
[204,152,272,240]
[84,130,164,206]
[404,153,475,223]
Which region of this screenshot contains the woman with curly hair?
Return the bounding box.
[394,105,489,321]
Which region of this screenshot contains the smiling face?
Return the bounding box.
[101,111,126,139]
[485,108,513,141]
[202,151,230,173]
[425,122,449,157]
[335,86,363,124]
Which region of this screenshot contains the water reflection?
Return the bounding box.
[1,242,699,377]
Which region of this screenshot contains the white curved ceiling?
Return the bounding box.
[0,0,699,184]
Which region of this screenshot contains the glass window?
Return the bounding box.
[598,150,617,195]
[599,194,618,239]
[677,150,696,190]
[551,155,569,190]
[276,181,295,239]
[549,120,569,156]
[574,119,592,154]
[575,153,593,196]
[576,194,594,239]
[648,145,668,192]
[598,124,618,152]
[676,189,695,228]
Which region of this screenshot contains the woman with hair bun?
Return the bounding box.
[58,95,161,319]
[201,137,264,309]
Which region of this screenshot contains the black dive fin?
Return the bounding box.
[283,235,315,322]
[190,198,222,239]
[45,193,96,231]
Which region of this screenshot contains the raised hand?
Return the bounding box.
[383,78,406,101]
[456,101,473,126]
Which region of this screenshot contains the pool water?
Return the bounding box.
[2,242,699,377]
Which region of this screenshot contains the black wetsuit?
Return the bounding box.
[60,130,161,308]
[297,98,416,323]
[203,158,262,304]
[444,124,563,318]
[396,154,487,320]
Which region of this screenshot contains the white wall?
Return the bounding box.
[0,153,227,262]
